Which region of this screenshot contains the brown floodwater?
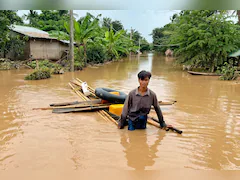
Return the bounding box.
[0,54,240,177]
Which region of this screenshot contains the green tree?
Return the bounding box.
[65,13,100,65]
[4,33,26,59]
[140,38,150,52]
[0,10,23,58]
[112,20,124,31]
[24,10,39,27]
[24,10,69,32]
[102,18,123,31]
[103,27,129,60]
[103,17,112,29]
[58,10,68,17]
[167,10,240,72]
[130,30,150,52]
[151,24,175,53]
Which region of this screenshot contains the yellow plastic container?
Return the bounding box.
[109,104,124,116]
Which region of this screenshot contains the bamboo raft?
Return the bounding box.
[69,78,119,125]
[66,78,174,128]
[33,78,178,129]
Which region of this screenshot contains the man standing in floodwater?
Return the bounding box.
[118,70,169,130]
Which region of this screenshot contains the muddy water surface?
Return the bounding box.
[0,54,240,177]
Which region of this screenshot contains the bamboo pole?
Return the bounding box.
[52,105,109,113]
[49,99,101,107]
[69,82,85,100]
[76,78,95,93]
[101,110,118,125]
[33,103,111,110]
[147,118,161,128]
[69,82,89,101]
[69,80,113,123]
[71,80,97,98]
[97,111,111,123]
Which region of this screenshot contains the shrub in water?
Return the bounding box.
[219,62,238,81]
[0,62,11,70]
[52,64,63,74]
[25,67,51,80]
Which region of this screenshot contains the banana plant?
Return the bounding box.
[64,14,101,65]
[103,26,131,60]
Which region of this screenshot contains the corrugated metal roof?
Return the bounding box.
[9,25,76,46]
[59,40,77,45]
[59,40,70,44]
[10,25,51,38]
[229,49,240,57]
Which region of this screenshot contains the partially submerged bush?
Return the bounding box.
[0,61,11,70]
[27,60,56,69]
[52,64,64,74]
[26,60,66,75]
[219,62,238,80]
[74,61,83,71]
[25,67,51,80]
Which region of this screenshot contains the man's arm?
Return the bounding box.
[152,93,167,128]
[118,94,131,129]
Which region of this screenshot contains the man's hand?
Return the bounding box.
[118,121,124,129]
[162,124,173,130]
[160,121,167,129]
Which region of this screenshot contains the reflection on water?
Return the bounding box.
[120,130,165,170]
[0,54,240,173]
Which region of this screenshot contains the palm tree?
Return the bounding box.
[25,10,38,27]
[102,17,112,30]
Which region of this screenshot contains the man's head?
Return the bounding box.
[137,70,151,89]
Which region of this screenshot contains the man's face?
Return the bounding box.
[139,77,150,89]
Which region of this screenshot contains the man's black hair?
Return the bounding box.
[137,70,152,80]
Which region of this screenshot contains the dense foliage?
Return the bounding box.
[1,10,239,81]
[0,10,24,58]
[152,10,240,80]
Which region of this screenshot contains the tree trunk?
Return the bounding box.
[29,10,33,25]
[237,10,240,24]
[69,10,74,72]
[36,60,39,70]
[3,48,6,58]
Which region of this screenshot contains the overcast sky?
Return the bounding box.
[17,10,179,43]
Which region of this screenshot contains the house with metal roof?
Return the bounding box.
[7,25,71,60]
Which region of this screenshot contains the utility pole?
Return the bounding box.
[138,38,141,53]
[69,10,74,72]
[237,10,240,24]
[130,27,133,57]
